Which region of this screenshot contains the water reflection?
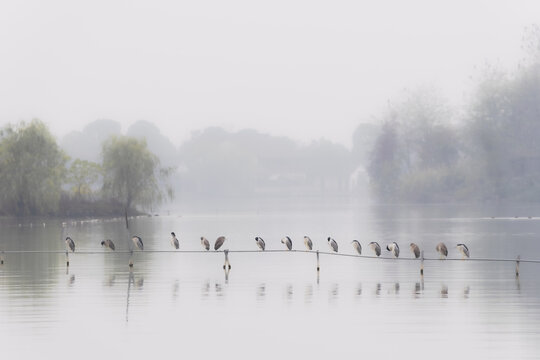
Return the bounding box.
[68,274,75,286]
[215,283,224,297]
[375,283,381,296]
[304,284,313,304]
[285,284,293,302]
[329,283,339,302]
[201,281,210,298]
[172,279,179,300]
[440,284,449,298]
[104,274,116,287]
[413,282,421,298]
[356,283,362,297]
[463,286,470,299]
[257,283,266,301]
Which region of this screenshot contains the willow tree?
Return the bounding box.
[0,120,67,216]
[101,135,173,227]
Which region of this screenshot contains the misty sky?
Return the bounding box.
[0,0,538,147]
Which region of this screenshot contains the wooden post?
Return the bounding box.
[65,250,70,267]
[420,250,424,276]
[516,255,520,277]
[223,250,231,270]
[316,250,320,272]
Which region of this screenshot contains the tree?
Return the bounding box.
[0,120,67,215]
[101,135,173,227]
[68,159,103,199]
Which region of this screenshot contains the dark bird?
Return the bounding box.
[65,237,75,252]
[351,240,362,255]
[201,237,210,251]
[304,236,313,251]
[214,236,226,251]
[171,232,179,249]
[101,239,115,251]
[368,241,381,257]
[328,237,338,252]
[410,243,420,258]
[281,236,292,250]
[457,244,470,259]
[255,237,265,251]
[386,242,400,258]
[436,242,448,259]
[132,236,144,251]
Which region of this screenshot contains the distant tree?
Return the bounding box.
[102,136,173,227]
[0,120,67,215]
[68,159,103,199]
[367,122,401,200]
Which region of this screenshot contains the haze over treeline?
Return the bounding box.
[1,28,540,217]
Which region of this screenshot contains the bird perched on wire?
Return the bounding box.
[214,236,226,251]
[368,242,381,257]
[351,240,362,255]
[410,243,420,258]
[436,242,448,259]
[101,239,115,251]
[132,236,144,251]
[281,236,292,250]
[170,232,179,249]
[201,237,210,251]
[457,244,470,259]
[65,237,75,252]
[328,237,338,252]
[386,242,400,258]
[304,236,313,251]
[255,237,265,251]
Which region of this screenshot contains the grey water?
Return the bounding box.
[1,201,540,359]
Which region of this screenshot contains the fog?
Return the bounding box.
[1,1,538,147]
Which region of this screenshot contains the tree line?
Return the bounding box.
[0,120,171,217]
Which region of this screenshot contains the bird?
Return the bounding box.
[368,242,381,257]
[65,237,75,252]
[410,243,420,258]
[351,240,362,255]
[281,236,292,250]
[101,239,115,251]
[255,236,265,251]
[214,236,226,251]
[132,236,144,251]
[304,236,313,251]
[327,237,338,252]
[170,232,179,249]
[436,242,448,259]
[386,242,400,258]
[457,244,470,259]
[201,237,210,251]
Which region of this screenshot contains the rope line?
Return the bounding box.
[0,249,538,263]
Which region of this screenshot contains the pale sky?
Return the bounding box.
[0,0,538,147]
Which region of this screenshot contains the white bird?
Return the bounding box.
[410,243,420,258]
[457,244,470,259]
[281,236,292,250]
[65,237,75,252]
[201,237,210,251]
[214,236,226,251]
[132,236,144,251]
[255,236,265,251]
[369,242,381,257]
[304,236,313,251]
[351,240,362,255]
[101,239,115,251]
[170,232,179,249]
[386,242,400,258]
[436,242,448,259]
[327,237,338,252]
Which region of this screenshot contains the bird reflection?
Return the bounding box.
[375,283,381,296]
[135,277,144,289]
[304,284,313,304]
[104,274,116,287]
[329,283,339,301]
[441,284,449,298]
[215,283,224,297]
[257,283,266,300]
[356,283,362,297]
[285,284,293,302]
[463,286,470,299]
[413,282,421,298]
[68,274,75,286]
[172,279,179,300]
[201,281,210,298]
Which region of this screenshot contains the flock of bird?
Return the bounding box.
[64,233,470,259]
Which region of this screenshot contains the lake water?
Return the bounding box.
[1,201,540,359]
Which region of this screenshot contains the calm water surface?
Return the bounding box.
[1,202,540,359]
